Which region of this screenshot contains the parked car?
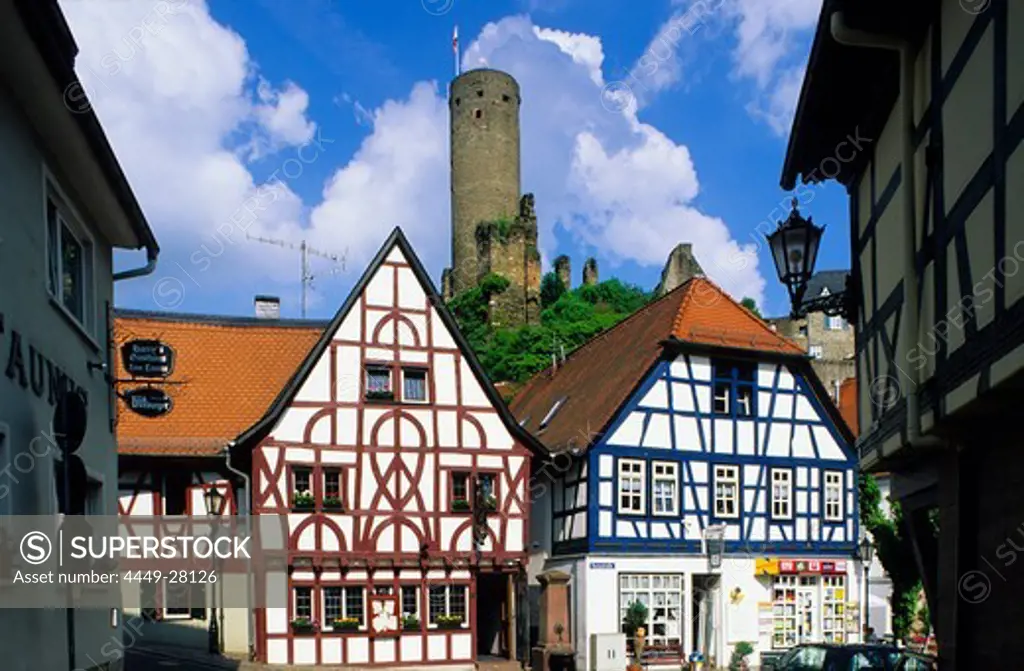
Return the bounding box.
[894,650,938,670]
[764,643,902,670]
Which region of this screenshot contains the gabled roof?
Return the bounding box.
[114,311,324,456]
[232,227,549,459]
[509,277,806,452]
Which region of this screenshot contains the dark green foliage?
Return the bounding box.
[541,272,566,307]
[448,276,652,383]
[859,474,933,640]
[729,642,754,670]
[622,601,647,637]
[740,297,761,317]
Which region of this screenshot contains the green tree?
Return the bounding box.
[741,297,761,317]
[859,474,932,640]
[540,272,566,307]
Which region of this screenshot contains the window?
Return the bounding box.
[824,471,843,521]
[821,576,847,644]
[451,472,470,511]
[324,469,341,508]
[366,366,392,398]
[825,315,845,331]
[809,344,824,359]
[619,574,683,652]
[321,586,364,627]
[428,584,467,626]
[772,576,819,648]
[713,383,729,414]
[401,585,419,618]
[713,360,757,417]
[474,109,482,119]
[617,459,645,514]
[651,462,678,516]
[294,468,312,495]
[771,469,792,520]
[713,465,739,518]
[294,586,313,619]
[46,191,94,334]
[478,473,497,510]
[402,369,427,402]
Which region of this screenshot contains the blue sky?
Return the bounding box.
[62,0,849,320]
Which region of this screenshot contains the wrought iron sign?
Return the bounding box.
[121,339,175,378]
[122,387,173,418]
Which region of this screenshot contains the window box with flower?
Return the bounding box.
[401,614,420,630]
[332,617,360,632]
[291,617,318,634]
[322,496,343,512]
[452,498,471,512]
[435,615,464,630]
[292,491,315,512]
[365,390,394,402]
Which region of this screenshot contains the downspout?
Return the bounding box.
[224,440,256,661]
[830,12,935,448]
[112,245,158,282]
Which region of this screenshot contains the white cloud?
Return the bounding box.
[62,3,765,312]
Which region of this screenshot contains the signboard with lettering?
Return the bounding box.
[123,387,173,418]
[121,340,175,378]
[589,562,615,569]
[775,559,847,575]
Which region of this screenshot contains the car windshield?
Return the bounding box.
[848,648,900,670]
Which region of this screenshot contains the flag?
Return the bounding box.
[452,25,458,53]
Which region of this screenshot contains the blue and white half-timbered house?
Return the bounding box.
[512,278,862,666]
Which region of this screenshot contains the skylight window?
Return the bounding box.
[539,397,567,429]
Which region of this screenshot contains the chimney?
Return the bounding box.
[254,295,280,319]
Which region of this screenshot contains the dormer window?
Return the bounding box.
[712,360,757,418]
[365,365,393,401]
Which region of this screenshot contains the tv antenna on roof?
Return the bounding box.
[246,234,347,318]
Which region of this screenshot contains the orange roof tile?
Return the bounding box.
[511,277,807,451]
[114,311,324,456]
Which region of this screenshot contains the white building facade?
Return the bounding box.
[0,1,159,668]
[513,279,865,669]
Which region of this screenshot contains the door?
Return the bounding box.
[796,578,818,644]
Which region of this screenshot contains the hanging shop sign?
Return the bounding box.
[123,387,173,418]
[121,339,175,378]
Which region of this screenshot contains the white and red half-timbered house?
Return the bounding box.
[229,228,544,667]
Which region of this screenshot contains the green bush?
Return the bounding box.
[728,642,754,670]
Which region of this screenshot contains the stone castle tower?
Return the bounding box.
[444,68,540,327]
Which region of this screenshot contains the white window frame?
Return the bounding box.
[44,175,96,341]
[713,383,730,414]
[735,386,754,416]
[427,584,468,628]
[713,465,739,519]
[808,344,824,359]
[401,368,429,403]
[293,585,314,620]
[617,458,646,515]
[618,574,684,651]
[824,471,844,521]
[770,469,793,520]
[651,461,678,517]
[824,315,844,331]
[322,585,366,629]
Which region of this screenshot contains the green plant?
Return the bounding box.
[292,491,314,509]
[366,389,394,401]
[435,614,463,628]
[402,614,420,629]
[452,498,470,512]
[291,617,318,633]
[728,642,754,670]
[323,496,342,509]
[622,601,647,639]
[332,617,359,631]
[740,297,761,317]
[541,272,566,307]
[482,494,497,511]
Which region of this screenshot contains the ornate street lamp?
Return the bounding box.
[858,536,875,637]
[204,487,226,654]
[766,199,852,319]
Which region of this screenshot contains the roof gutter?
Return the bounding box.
[830,12,940,452]
[223,440,256,661]
[112,244,158,282]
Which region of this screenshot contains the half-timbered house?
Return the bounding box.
[512,278,862,667]
[781,1,1024,666]
[113,308,323,653]
[226,228,542,667]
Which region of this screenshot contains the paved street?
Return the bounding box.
[126,646,243,671]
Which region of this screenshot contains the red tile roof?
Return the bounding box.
[509,277,805,451]
[114,311,323,456]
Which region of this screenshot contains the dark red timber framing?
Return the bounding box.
[231,228,547,666]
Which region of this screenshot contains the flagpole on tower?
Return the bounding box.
[453,25,460,77]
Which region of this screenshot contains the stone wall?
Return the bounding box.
[476,194,541,328]
[656,243,704,295]
[582,258,598,286]
[554,255,571,290]
[768,313,855,401]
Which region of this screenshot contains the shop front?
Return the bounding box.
[755,559,861,650]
